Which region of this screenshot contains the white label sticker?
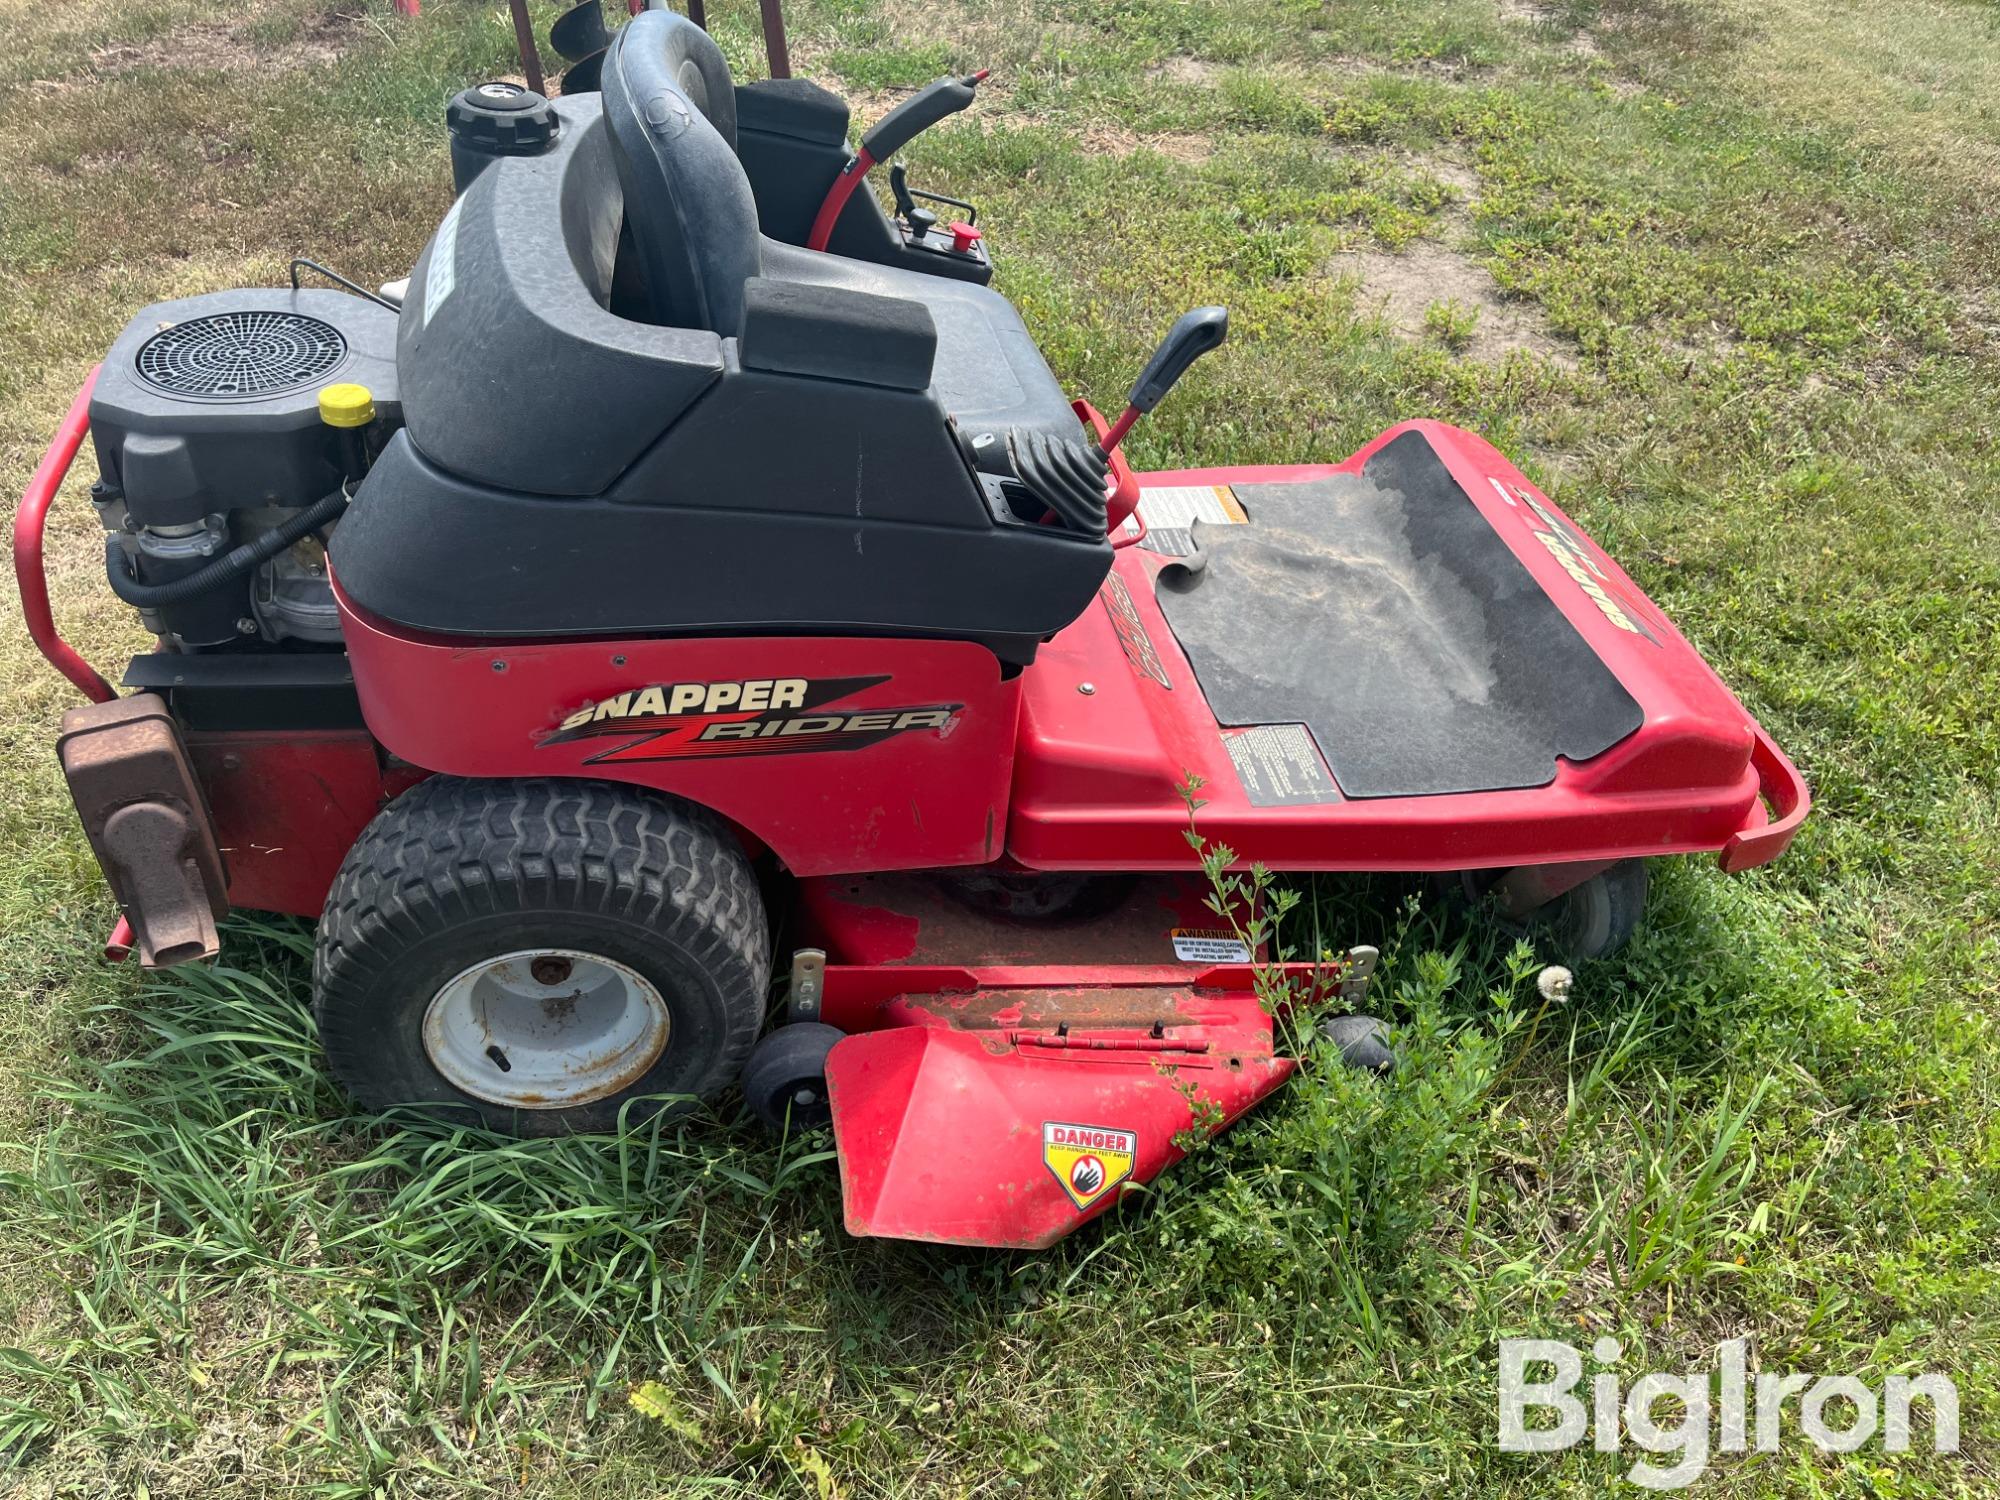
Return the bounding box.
[1134,484,1248,556]
[422,198,463,327]
[1172,928,1253,963]
[1223,723,1343,807]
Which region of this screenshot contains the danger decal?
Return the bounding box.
[1042,1121,1137,1213]
[539,675,962,764]
[1513,486,1660,645]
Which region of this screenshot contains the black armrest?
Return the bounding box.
[735,78,850,146]
[737,277,937,391]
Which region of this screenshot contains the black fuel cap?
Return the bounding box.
[446,83,559,192]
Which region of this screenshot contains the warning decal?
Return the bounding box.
[1127,484,1247,557]
[1042,1122,1137,1212]
[1172,929,1253,964]
[422,197,462,327]
[1224,723,1343,807]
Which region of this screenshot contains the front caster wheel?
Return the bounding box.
[1319,1014,1396,1074]
[314,777,770,1137]
[1438,859,1649,962]
[1526,860,1648,961]
[741,1022,843,1133]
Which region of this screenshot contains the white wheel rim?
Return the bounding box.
[422,948,670,1109]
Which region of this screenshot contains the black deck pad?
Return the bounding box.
[1155,431,1642,798]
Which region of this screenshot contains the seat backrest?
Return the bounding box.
[601,9,761,334]
[637,0,738,148]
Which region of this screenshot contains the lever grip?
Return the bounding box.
[860,72,986,164]
[1128,306,1228,413]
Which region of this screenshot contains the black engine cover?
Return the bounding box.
[91,288,401,526]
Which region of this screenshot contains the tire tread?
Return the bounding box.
[314,777,768,1128]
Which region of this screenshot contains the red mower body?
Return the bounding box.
[305,424,1802,1250]
[328,420,1805,891]
[17,62,1805,1250]
[19,366,1808,1248]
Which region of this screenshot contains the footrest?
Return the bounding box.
[1153,429,1642,797]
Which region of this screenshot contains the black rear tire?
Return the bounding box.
[314,777,769,1136]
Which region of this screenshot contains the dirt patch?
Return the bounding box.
[87,7,367,76]
[70,148,141,176]
[1332,241,1573,366]
[1496,0,1619,69]
[1048,119,1212,163]
[1148,56,1220,86]
[1414,152,1481,201]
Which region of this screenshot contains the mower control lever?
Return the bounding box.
[889,163,937,238]
[860,71,989,164]
[808,71,989,253]
[1101,306,1230,452]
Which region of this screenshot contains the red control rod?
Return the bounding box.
[1099,404,1142,453]
[806,147,878,253]
[14,367,116,704]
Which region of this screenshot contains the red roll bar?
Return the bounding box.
[14,366,116,704]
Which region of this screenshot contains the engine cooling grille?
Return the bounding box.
[136,310,347,399]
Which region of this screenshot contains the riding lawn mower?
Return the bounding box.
[14,6,1808,1249]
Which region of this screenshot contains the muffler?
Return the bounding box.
[57,693,228,967]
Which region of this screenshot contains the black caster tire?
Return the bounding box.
[741,1022,843,1133]
[1517,859,1649,961]
[1320,1014,1396,1074]
[1437,860,1649,961]
[313,777,769,1137]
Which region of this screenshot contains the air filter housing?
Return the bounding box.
[136,310,349,400]
[90,289,402,527]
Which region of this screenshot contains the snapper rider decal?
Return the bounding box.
[1508,483,1661,646]
[539,675,962,764]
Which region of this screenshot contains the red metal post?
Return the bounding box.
[758,0,789,76]
[506,0,546,95]
[14,368,116,704]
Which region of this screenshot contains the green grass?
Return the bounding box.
[2,0,1998,1493]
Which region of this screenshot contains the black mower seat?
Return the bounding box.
[347,22,1115,663]
[601,10,1074,443]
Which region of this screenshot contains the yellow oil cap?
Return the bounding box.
[318,383,375,429]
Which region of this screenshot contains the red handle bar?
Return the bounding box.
[1717,723,1810,873]
[14,367,115,704]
